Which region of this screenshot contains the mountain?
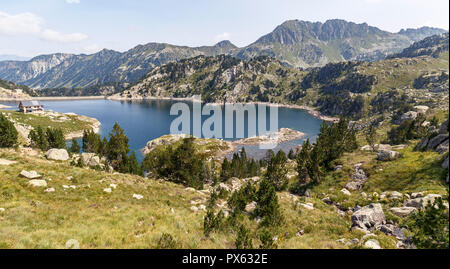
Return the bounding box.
[0,19,446,89]
[234,19,446,67]
[389,33,449,59]
[112,55,305,103]
[0,54,30,61]
[113,33,448,120]
[0,41,238,89]
[397,26,448,42]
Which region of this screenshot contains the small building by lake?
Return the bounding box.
[18,100,44,113]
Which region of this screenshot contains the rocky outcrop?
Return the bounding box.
[416,119,449,154]
[142,134,191,154]
[404,194,443,209]
[19,170,42,179]
[0,158,17,165]
[345,163,368,191]
[46,149,69,161]
[234,128,305,146]
[390,207,418,218]
[80,153,102,167]
[28,179,47,187]
[351,203,386,231]
[377,150,400,161]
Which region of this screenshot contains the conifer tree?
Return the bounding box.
[0,113,18,148]
[69,138,81,153]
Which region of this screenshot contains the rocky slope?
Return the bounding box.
[389,33,449,59]
[234,20,446,67]
[0,79,36,99]
[112,41,448,120]
[0,42,238,90]
[0,20,445,89]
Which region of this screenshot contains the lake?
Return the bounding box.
[1,99,324,161]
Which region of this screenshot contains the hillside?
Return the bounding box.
[0,42,238,90]
[0,79,36,100]
[0,119,447,249]
[389,33,449,59]
[0,20,445,90]
[112,46,449,120]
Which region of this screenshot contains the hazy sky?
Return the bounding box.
[1,0,449,58]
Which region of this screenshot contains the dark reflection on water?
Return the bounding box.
[1,99,323,161]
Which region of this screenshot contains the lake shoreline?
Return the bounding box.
[2,95,338,122]
[108,96,339,122]
[0,96,107,101]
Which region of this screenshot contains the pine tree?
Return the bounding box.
[255,178,283,227]
[128,151,143,176]
[69,138,81,153]
[106,123,130,170]
[0,113,18,148]
[235,224,253,249]
[288,148,296,160]
[220,158,232,182]
[259,229,277,249]
[46,127,66,149]
[29,126,49,151]
[265,150,288,191]
[365,123,377,151]
[82,129,102,154]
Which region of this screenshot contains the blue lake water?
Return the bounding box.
[1,99,324,161]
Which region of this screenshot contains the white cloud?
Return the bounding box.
[0,11,42,35]
[214,32,231,42]
[0,11,87,43]
[66,0,81,4]
[41,29,87,43]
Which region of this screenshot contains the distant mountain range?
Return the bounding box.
[0,19,447,89]
[0,55,30,61]
[389,32,449,59]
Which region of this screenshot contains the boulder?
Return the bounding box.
[245,201,257,213]
[28,180,47,187]
[351,203,386,230]
[103,188,112,193]
[388,191,403,200]
[44,188,55,193]
[377,150,400,161]
[299,202,314,210]
[45,149,69,161]
[390,207,417,218]
[0,158,17,166]
[81,153,102,167]
[439,119,448,134]
[364,239,381,249]
[404,194,442,209]
[414,105,429,114]
[426,134,449,151]
[442,156,449,170]
[416,137,429,151]
[346,181,363,191]
[400,111,418,122]
[411,192,425,199]
[341,188,351,196]
[19,170,42,179]
[132,194,144,200]
[334,165,343,171]
[435,138,449,154]
[216,183,230,193]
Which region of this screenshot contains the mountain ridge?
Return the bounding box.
[0,19,447,89]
